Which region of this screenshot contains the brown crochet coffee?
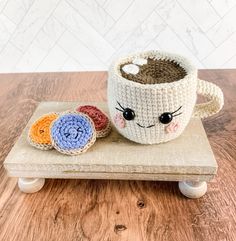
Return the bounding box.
[120,58,186,84]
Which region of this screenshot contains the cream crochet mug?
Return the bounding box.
[108,51,224,144]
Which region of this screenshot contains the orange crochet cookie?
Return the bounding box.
[28,113,58,150]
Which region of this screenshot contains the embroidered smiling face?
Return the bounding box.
[107,71,197,144]
[108,51,198,144]
[114,101,182,134]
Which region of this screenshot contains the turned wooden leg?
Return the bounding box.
[18,178,45,193]
[178,181,207,198]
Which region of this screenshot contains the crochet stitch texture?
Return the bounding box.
[108,50,224,144]
[50,112,96,155]
[28,113,58,150]
[76,105,111,138]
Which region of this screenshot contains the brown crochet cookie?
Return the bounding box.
[76,105,111,138]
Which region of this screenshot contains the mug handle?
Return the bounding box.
[193,78,224,118]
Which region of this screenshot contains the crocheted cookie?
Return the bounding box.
[50,112,96,155]
[76,105,111,138]
[28,113,58,150]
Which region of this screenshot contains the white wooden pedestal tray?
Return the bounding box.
[4,102,218,198]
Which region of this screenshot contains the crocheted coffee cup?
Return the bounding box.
[76,105,111,138]
[108,50,224,144]
[50,112,96,155]
[28,113,58,150]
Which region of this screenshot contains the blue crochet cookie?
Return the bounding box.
[50,112,96,155]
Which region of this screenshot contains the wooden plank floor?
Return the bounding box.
[0,70,235,241]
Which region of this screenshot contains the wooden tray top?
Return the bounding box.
[4,102,217,182]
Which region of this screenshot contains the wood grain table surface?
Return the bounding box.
[0,70,235,241]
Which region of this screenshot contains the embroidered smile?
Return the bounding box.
[136,123,155,128]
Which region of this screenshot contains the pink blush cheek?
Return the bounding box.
[165,121,180,133]
[113,113,126,129]
[173,122,180,132]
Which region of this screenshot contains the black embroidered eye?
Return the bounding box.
[123,108,135,120]
[116,101,135,121]
[159,112,173,124]
[159,106,183,124]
